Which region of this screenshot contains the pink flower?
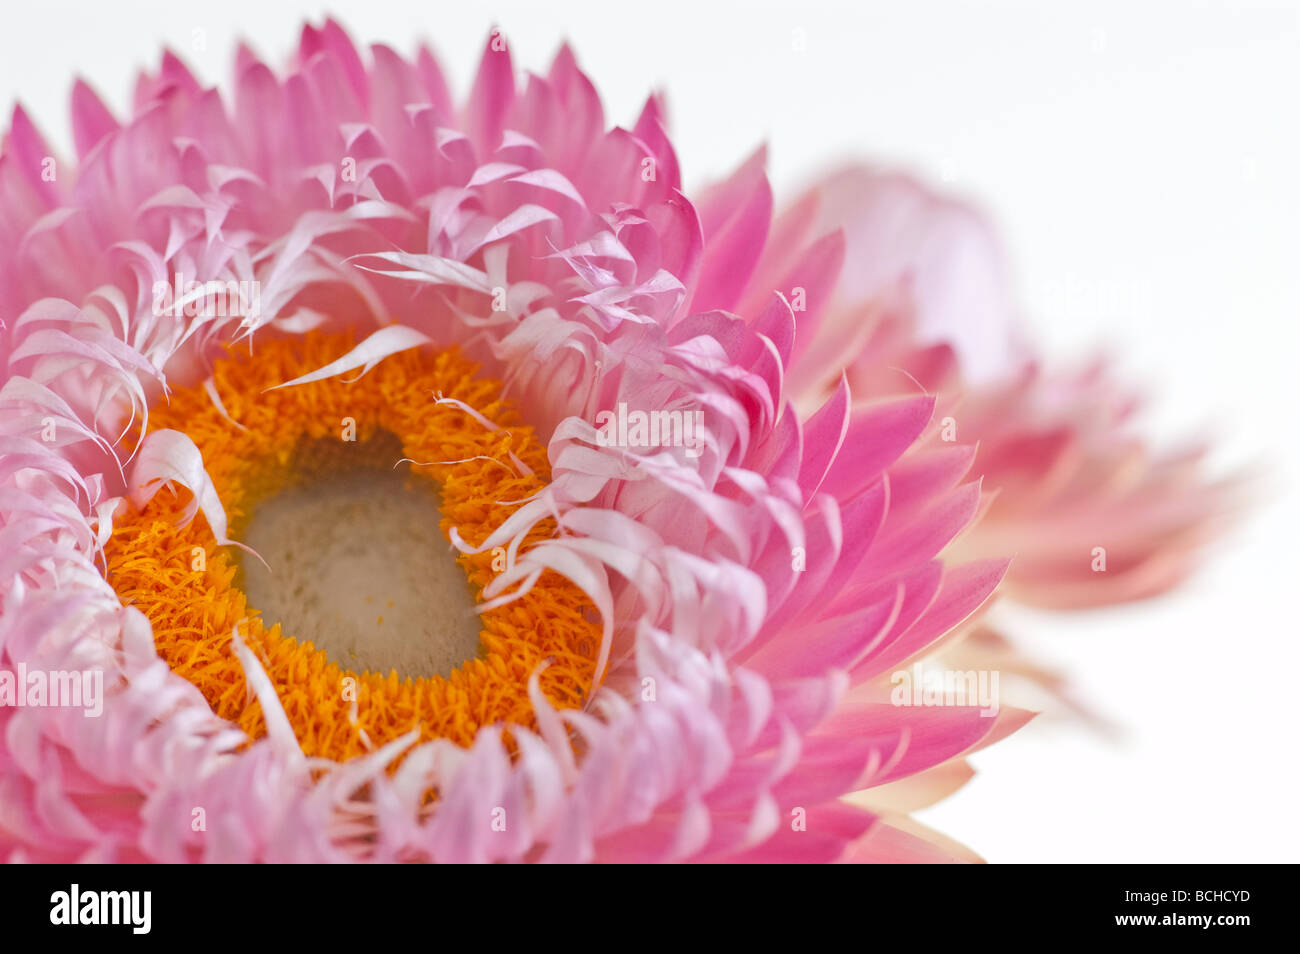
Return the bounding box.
[0,21,1223,863]
[776,166,1238,611]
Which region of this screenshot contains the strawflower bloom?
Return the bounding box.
[0,21,1228,862]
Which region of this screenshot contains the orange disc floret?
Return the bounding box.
[104,332,601,761]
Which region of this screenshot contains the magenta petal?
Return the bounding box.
[70,81,119,160]
[821,394,936,501]
[465,31,515,156]
[689,149,772,314]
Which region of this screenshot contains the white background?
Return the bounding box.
[3,0,1296,862]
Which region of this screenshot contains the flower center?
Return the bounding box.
[234,432,485,680]
[105,333,601,761]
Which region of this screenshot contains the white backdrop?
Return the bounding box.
[3,0,1296,862]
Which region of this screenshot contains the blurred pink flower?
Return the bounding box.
[774,166,1238,610]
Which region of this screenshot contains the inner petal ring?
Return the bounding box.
[104,333,601,761]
